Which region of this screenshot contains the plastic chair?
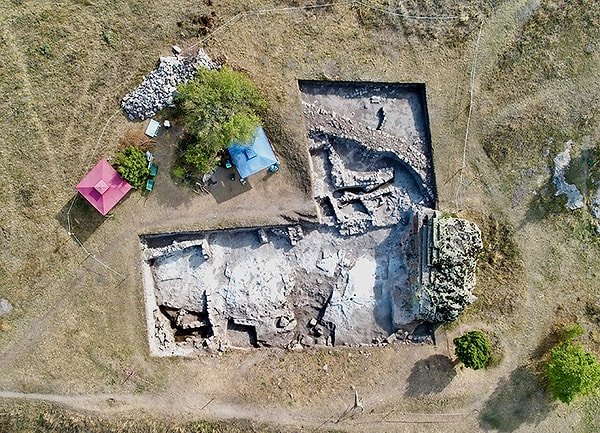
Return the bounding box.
[145,178,155,191]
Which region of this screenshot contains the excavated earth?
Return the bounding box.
[140,80,482,356]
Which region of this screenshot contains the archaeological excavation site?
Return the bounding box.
[140,81,483,356]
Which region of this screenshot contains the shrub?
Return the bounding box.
[453,330,491,370]
[175,66,266,173]
[112,146,149,188]
[546,330,600,404]
[170,166,186,181]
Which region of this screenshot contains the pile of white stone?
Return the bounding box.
[121,49,217,120]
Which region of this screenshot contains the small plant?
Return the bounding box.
[112,146,149,188]
[454,330,491,370]
[38,44,51,56]
[102,29,117,48]
[170,166,186,181]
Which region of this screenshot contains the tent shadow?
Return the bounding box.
[210,167,252,204]
[56,194,107,243]
[479,365,553,432]
[404,354,457,396]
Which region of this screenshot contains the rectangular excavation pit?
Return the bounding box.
[140,220,426,356]
[140,81,482,356]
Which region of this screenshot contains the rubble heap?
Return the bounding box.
[121,49,217,120]
[407,212,483,323]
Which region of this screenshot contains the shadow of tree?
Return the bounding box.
[479,365,553,432]
[404,354,457,396]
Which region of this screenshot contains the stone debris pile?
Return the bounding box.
[121,49,217,120]
[417,213,483,322]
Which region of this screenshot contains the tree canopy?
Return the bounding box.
[546,339,600,404]
[453,330,491,370]
[176,67,267,173]
[112,146,149,188]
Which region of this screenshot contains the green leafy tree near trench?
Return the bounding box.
[112,146,149,188]
[176,66,267,173]
[454,330,491,370]
[546,338,600,404]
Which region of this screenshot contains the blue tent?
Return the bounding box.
[228,126,278,179]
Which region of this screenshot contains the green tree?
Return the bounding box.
[176,66,267,173]
[453,330,491,370]
[546,340,600,404]
[112,146,149,188]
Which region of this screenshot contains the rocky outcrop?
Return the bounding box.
[553,142,584,210]
[121,49,217,120]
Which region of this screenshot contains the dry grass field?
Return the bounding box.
[1,0,600,432]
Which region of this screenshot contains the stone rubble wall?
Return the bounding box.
[121,49,217,120]
[303,102,435,203]
[327,144,395,192]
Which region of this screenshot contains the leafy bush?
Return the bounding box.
[454,330,491,370]
[112,146,149,188]
[546,331,600,404]
[176,66,266,173]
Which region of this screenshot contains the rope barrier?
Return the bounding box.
[66,108,127,279]
[454,20,484,212]
[190,0,464,49]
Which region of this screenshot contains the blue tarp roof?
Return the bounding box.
[228,126,278,179]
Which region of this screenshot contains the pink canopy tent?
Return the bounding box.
[76,159,132,216]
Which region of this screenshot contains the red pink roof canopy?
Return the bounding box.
[76,159,132,215]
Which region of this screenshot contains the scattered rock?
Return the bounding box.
[0,299,12,316]
[591,183,600,233]
[301,335,315,347]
